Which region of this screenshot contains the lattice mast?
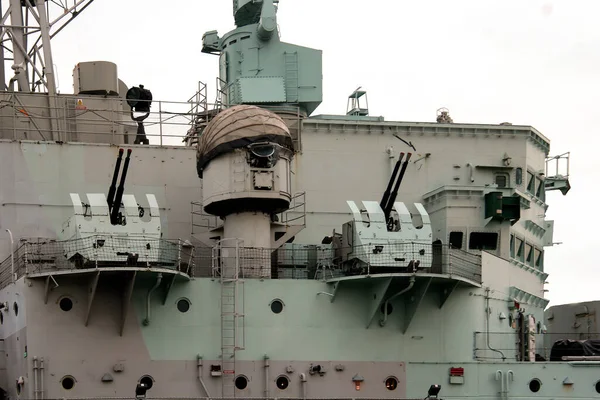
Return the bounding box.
[1,0,95,93]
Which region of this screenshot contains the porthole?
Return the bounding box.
[59,297,73,312]
[380,303,393,315]
[529,378,541,393]
[270,299,284,314]
[276,375,289,390]
[176,298,191,313]
[385,376,398,391]
[235,375,248,390]
[13,302,18,316]
[139,375,154,390]
[595,380,600,394]
[61,376,75,390]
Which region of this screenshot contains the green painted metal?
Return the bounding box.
[202,0,322,116]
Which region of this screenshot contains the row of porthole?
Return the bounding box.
[528,379,600,394]
[234,375,399,391]
[55,296,192,313]
[58,375,154,391]
[53,296,286,315]
[49,373,600,394]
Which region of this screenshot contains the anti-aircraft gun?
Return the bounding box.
[333,152,433,275]
[59,149,164,267]
[201,0,323,117]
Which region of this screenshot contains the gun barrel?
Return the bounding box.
[110,149,132,225]
[380,152,405,209]
[107,148,124,211]
[257,0,277,40]
[384,153,412,219]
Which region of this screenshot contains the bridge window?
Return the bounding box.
[534,248,544,269]
[468,232,498,251]
[449,231,463,249]
[515,237,524,262]
[495,173,508,188]
[515,168,523,185]
[525,244,533,266]
[527,171,535,193]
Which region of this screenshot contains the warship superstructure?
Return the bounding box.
[0,1,594,400]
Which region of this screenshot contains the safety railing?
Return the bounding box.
[192,242,481,285]
[1,239,482,288]
[0,88,306,150]
[34,398,430,400]
[474,331,600,362]
[0,91,213,147]
[0,235,195,290]
[191,201,219,233]
[277,192,306,227]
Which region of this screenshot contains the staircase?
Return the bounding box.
[213,239,245,398]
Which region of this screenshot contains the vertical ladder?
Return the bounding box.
[284,51,299,102]
[215,239,245,398]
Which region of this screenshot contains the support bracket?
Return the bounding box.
[120,271,137,336]
[366,277,393,328]
[271,225,305,249]
[84,270,100,327]
[162,274,177,305]
[44,276,51,304]
[329,282,340,303]
[43,274,59,304]
[402,278,432,333]
[439,281,460,309]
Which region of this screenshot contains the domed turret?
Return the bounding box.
[198,105,295,217]
[197,105,296,278]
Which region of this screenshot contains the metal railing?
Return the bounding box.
[35,398,428,400]
[0,235,195,290]
[277,192,306,227]
[0,91,210,146]
[474,331,600,362]
[191,193,307,236]
[0,239,482,289]
[0,82,306,149]
[193,242,482,284]
[191,201,219,233]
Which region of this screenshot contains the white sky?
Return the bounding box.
[39,0,600,306]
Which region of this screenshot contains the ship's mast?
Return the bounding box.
[0,0,95,93]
